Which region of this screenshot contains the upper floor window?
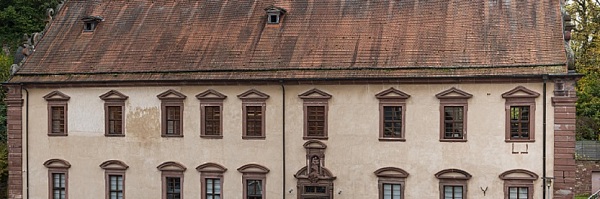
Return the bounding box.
[44,159,71,199]
[44,91,70,136]
[264,5,286,24]
[376,88,411,141]
[157,90,187,137]
[436,87,472,142]
[499,169,539,199]
[238,89,270,139]
[196,89,227,139]
[238,164,270,199]
[374,167,409,199]
[157,161,187,199]
[435,169,471,199]
[100,160,129,199]
[502,86,540,142]
[100,90,128,136]
[299,88,332,140]
[196,163,227,199]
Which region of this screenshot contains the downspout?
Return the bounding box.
[280,81,286,199]
[542,75,548,199]
[22,85,29,199]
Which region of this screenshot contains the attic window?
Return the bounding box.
[81,16,104,32]
[264,6,286,24]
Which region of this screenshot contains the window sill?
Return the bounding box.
[161,134,183,138]
[201,135,223,139]
[303,136,328,140]
[505,139,535,143]
[242,136,265,140]
[47,133,67,136]
[439,139,467,142]
[105,134,125,137]
[379,138,406,142]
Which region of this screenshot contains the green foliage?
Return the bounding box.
[0,0,60,49]
[567,0,600,140]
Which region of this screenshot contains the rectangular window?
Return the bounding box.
[382,183,401,199]
[109,175,124,199]
[304,186,327,194]
[205,178,221,199]
[247,180,263,199]
[204,106,221,136]
[166,106,181,135]
[245,106,263,137]
[510,106,530,139]
[508,187,528,199]
[306,106,325,137]
[383,106,402,138]
[52,173,66,199]
[443,106,464,139]
[51,107,65,134]
[108,106,123,135]
[443,186,463,199]
[166,177,181,199]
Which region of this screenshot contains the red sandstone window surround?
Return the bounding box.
[100,90,128,137]
[299,88,332,140]
[499,169,538,199]
[436,87,472,142]
[157,90,187,137]
[196,163,227,199]
[100,160,129,199]
[44,91,70,136]
[238,164,270,199]
[196,89,227,139]
[374,167,409,199]
[238,89,270,139]
[157,161,186,199]
[502,86,540,142]
[44,159,71,199]
[435,169,471,199]
[375,88,411,141]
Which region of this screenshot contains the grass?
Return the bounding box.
[576,196,590,199]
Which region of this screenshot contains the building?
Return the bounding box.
[4,0,580,198]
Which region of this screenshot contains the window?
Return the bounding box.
[376,88,410,141]
[435,169,471,199]
[44,91,70,136]
[264,6,286,24]
[44,159,71,199]
[299,89,332,140]
[100,90,128,136]
[499,169,538,199]
[196,162,227,199]
[436,88,472,142]
[100,160,129,199]
[81,16,103,32]
[238,89,269,139]
[197,89,227,138]
[238,164,270,199]
[157,161,186,199]
[157,90,187,137]
[374,167,409,199]
[502,86,539,142]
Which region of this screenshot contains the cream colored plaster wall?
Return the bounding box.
[24,83,555,199]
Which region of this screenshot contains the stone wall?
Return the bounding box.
[575,160,600,195]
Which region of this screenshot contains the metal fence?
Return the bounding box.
[576,141,600,160]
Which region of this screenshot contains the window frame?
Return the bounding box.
[100,160,129,199]
[100,90,128,137]
[238,89,270,140]
[196,163,227,199]
[238,164,270,199]
[374,167,409,199]
[44,91,70,136]
[436,88,472,142]
[375,88,410,141]
[435,169,471,199]
[502,86,540,142]
[157,90,187,137]
[157,161,187,199]
[196,89,227,139]
[499,169,538,199]
[44,159,71,199]
[299,89,332,140]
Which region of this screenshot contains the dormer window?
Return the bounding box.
[264,5,286,24]
[81,16,104,32]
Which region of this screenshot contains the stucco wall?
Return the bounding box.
[22,83,554,198]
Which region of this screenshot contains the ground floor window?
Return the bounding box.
[247,179,263,199]
[443,185,463,199]
[508,187,528,199]
[382,183,401,199]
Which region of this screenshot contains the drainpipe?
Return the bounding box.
[22,85,29,199]
[280,81,286,199]
[542,75,548,199]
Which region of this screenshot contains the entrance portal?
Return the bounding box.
[295,140,336,199]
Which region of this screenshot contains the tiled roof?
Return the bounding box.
[11,0,568,83]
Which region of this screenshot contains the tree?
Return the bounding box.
[566,0,600,140]
[0,0,60,49]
